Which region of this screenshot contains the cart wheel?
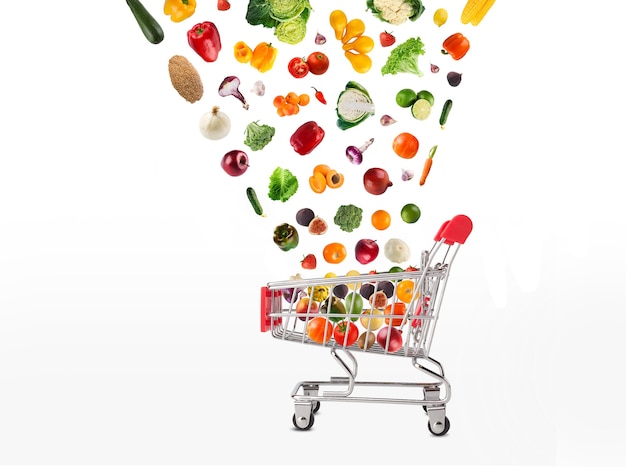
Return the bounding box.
[427,416,450,436]
[292,412,315,430]
[312,400,321,413]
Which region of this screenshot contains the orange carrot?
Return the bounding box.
[420,145,438,186]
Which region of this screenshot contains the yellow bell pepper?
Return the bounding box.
[234,41,253,64]
[164,0,196,23]
[250,42,278,73]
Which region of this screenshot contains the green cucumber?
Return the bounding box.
[246,187,264,216]
[439,99,453,129]
[126,0,164,45]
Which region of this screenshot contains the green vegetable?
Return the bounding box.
[126,0,164,45]
[246,187,264,216]
[268,167,299,202]
[245,0,312,44]
[334,204,363,232]
[366,0,425,25]
[274,15,308,44]
[381,36,426,77]
[273,223,299,251]
[244,121,275,151]
[439,99,453,129]
[269,0,311,21]
[246,0,279,28]
[336,81,375,131]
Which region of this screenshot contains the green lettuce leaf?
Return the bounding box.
[268,167,298,202]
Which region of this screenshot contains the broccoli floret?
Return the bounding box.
[244,120,275,151]
[381,36,426,77]
[334,204,363,232]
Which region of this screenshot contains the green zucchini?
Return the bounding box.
[439,99,453,129]
[246,187,264,216]
[126,0,165,45]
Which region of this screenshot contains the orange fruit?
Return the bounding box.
[323,242,347,264]
[371,209,391,230]
[298,93,310,106]
[396,280,416,303]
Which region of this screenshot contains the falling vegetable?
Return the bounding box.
[234,41,253,63]
[187,21,222,62]
[420,145,437,186]
[164,0,197,23]
[311,87,326,104]
[218,76,249,109]
[439,99,453,129]
[250,80,265,96]
[250,42,278,73]
[329,10,348,40]
[126,0,164,45]
[345,138,374,165]
[430,63,440,73]
[199,106,231,140]
[244,120,275,151]
[315,31,327,45]
[442,33,470,60]
[461,0,496,26]
[380,115,397,126]
[401,168,414,181]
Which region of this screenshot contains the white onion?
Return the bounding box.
[199,106,231,140]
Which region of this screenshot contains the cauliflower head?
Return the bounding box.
[374,0,412,24]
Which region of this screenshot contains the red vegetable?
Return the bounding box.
[442,32,470,60]
[311,87,326,104]
[187,21,221,62]
[334,321,359,347]
[288,57,309,78]
[290,121,325,155]
[306,51,329,75]
[217,0,230,10]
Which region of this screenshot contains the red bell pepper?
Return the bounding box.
[442,32,470,61]
[290,121,325,155]
[187,21,221,62]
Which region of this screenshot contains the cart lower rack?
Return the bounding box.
[260,215,472,435]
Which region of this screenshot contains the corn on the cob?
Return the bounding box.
[461,0,496,26]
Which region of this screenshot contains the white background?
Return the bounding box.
[1,1,625,465]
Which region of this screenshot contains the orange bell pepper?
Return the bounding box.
[442,32,470,60]
[234,41,253,64]
[250,42,278,73]
[164,0,196,23]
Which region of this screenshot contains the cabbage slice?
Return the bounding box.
[336,81,375,131]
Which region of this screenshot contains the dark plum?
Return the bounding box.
[447,71,462,87]
[296,208,315,226]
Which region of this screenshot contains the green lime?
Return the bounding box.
[396,88,417,108]
[400,203,421,223]
[388,266,404,273]
[416,90,435,106]
[411,99,432,121]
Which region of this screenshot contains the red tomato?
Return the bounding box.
[306,316,333,343]
[333,321,359,347]
[288,57,309,78]
[392,132,419,159]
[306,51,329,75]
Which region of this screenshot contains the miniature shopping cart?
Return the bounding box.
[260,214,472,435]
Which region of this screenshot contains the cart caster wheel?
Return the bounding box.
[292,412,315,430]
[312,400,321,413]
[428,416,450,436]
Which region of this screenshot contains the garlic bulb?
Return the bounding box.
[199,106,231,140]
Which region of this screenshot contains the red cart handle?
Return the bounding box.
[434,215,472,245]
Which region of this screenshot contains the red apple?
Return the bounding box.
[355,239,379,265]
[221,149,249,176]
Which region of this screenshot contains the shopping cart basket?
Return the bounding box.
[260,214,472,435]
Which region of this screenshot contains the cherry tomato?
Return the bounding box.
[288,57,309,78]
[306,51,329,75]
[333,320,359,347]
[306,316,333,343]
[392,132,419,159]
